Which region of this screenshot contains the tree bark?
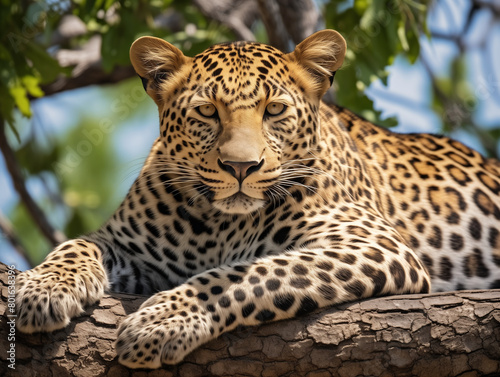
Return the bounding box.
[1,262,499,377]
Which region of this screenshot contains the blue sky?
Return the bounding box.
[368,0,500,154]
[1,1,499,270]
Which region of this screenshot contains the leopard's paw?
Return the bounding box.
[116,302,213,368]
[15,266,106,333]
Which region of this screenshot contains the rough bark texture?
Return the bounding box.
[1,262,499,377]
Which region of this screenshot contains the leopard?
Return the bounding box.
[15,29,500,369]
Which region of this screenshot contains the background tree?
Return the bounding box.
[0,0,499,269]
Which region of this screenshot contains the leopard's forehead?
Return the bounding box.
[193,41,285,67]
[187,42,291,105]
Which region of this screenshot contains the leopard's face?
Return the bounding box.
[168,43,303,214]
[130,32,346,214]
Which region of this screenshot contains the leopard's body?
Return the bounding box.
[16,30,500,369]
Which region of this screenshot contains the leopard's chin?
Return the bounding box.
[212,192,266,214]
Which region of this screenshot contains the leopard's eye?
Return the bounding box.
[265,102,286,116]
[196,104,217,117]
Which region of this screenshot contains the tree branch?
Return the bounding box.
[257,0,289,51]
[257,0,321,52]
[0,119,66,247]
[275,0,321,45]
[40,35,136,97]
[37,0,321,97]
[40,1,258,97]
[1,262,499,376]
[192,0,259,41]
[41,65,136,97]
[0,211,33,268]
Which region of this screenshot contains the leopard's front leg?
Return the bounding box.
[116,245,431,368]
[16,239,108,333]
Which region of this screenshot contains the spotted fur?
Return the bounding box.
[15,30,500,369]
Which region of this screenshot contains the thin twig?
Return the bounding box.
[0,118,66,247]
[0,210,33,268]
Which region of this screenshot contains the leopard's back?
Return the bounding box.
[336,105,500,291]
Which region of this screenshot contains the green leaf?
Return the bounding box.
[101,8,151,71]
[23,40,65,84]
[15,141,60,175]
[21,75,44,98]
[397,21,409,52]
[359,2,376,30]
[354,0,369,15]
[404,27,420,63]
[9,81,31,117]
[488,128,500,140]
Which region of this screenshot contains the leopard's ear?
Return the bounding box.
[289,30,346,95]
[130,37,187,105]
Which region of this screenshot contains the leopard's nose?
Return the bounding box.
[218,159,264,183]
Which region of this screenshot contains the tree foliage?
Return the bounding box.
[0,0,232,129]
[326,0,428,126]
[1,1,66,131]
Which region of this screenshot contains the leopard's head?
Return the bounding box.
[130,30,346,214]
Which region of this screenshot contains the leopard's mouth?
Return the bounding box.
[211,192,266,214]
[195,170,280,214]
[230,192,252,200]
